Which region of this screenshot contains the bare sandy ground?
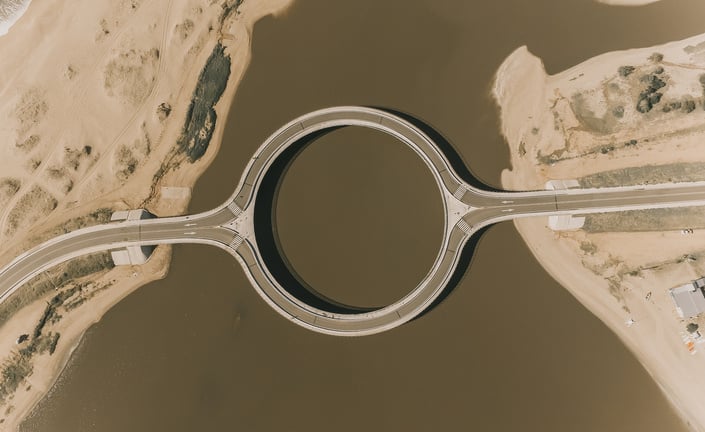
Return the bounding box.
[495,35,705,431]
[0,0,293,429]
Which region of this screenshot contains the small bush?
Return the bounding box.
[649,52,664,62]
[618,66,635,77]
[683,99,696,113]
[636,94,653,113]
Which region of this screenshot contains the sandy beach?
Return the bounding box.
[0,0,292,429]
[495,35,705,430]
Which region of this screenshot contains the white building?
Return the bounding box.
[669,278,705,318]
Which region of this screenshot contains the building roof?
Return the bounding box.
[670,283,705,318]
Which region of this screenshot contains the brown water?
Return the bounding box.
[275,127,444,307]
[22,0,705,431]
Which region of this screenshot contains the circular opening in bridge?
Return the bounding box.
[273,126,445,309]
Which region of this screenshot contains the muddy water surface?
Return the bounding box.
[23,0,705,430]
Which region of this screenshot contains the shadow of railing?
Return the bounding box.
[253,127,376,314]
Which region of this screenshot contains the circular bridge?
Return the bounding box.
[5,107,705,337]
[224,106,474,336]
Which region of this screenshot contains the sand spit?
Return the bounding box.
[0,0,293,429]
[596,0,663,6]
[495,35,705,431]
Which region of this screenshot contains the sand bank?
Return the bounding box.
[0,0,293,428]
[495,34,705,431]
[596,0,663,6]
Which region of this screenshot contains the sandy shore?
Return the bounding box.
[3,247,172,430]
[0,0,293,429]
[0,0,31,36]
[495,35,705,431]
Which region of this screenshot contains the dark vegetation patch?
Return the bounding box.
[0,179,20,199]
[648,52,664,63]
[145,13,237,205]
[5,186,58,236]
[219,0,245,25]
[636,73,666,113]
[578,162,705,188]
[0,252,114,326]
[583,207,705,233]
[618,65,635,77]
[570,92,617,134]
[177,42,231,162]
[0,285,81,403]
[0,354,32,404]
[15,135,39,152]
[0,251,116,404]
[115,145,139,180]
[537,137,640,164]
[64,146,91,170]
[157,102,171,120]
[174,19,194,41]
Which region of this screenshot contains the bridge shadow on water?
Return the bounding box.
[372,107,503,193]
[253,108,497,319]
[414,225,492,322]
[254,127,375,314]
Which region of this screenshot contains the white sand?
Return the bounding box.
[596,0,662,5]
[495,35,705,431]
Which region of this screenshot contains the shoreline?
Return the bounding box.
[9,247,173,430]
[595,0,663,6]
[495,36,705,431]
[0,0,294,429]
[0,0,31,37]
